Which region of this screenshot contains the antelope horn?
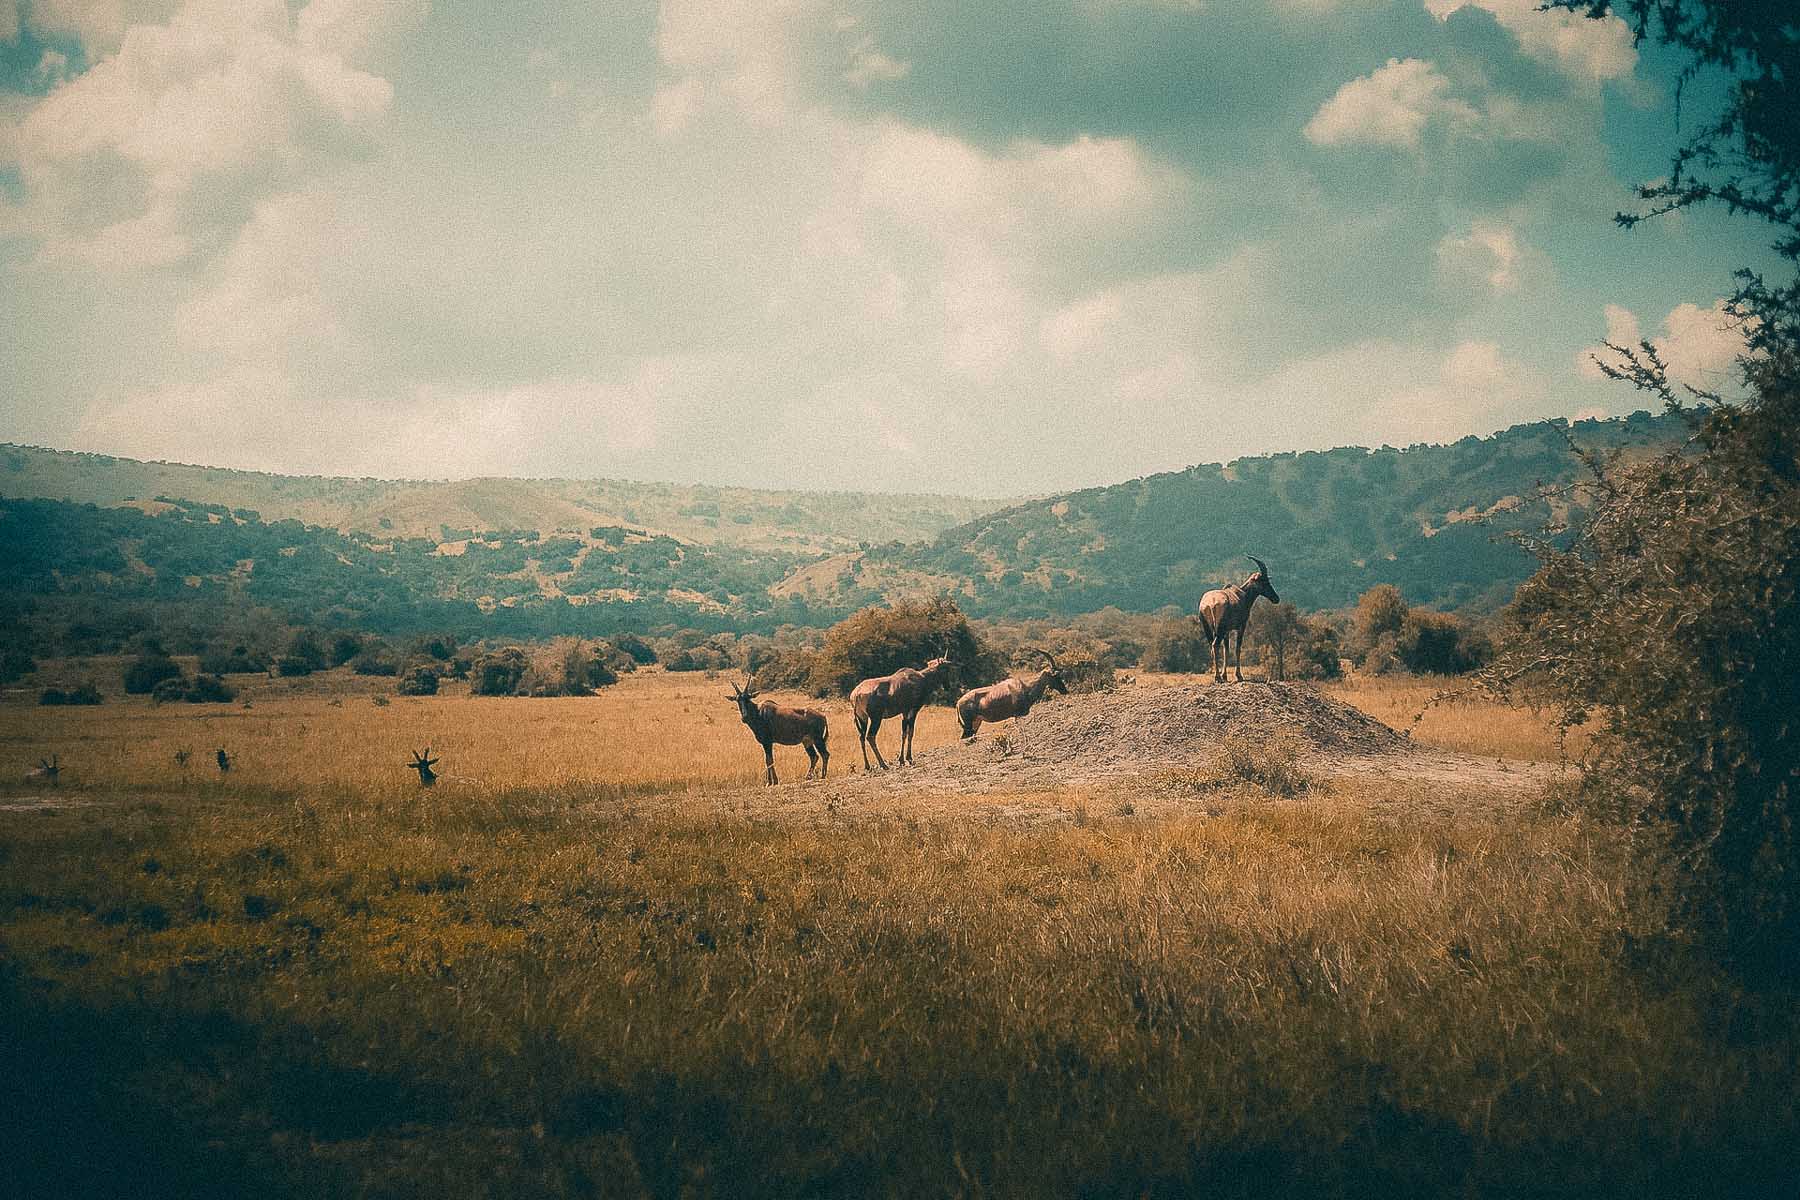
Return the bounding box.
[1030,648,1059,670]
[1246,554,1267,574]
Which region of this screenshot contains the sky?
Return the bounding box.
[0,0,1775,495]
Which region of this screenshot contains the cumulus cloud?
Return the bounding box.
[7,0,409,268]
[1425,0,1635,83]
[1247,337,1550,448]
[1435,218,1531,293]
[74,362,670,479]
[1578,300,1746,390]
[1303,58,1476,150]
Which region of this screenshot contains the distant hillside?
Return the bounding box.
[0,445,996,553]
[801,412,1688,616]
[0,413,1687,649]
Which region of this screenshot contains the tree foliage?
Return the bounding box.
[1510,1,1800,979]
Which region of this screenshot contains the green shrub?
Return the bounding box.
[186,674,236,703]
[1141,618,1209,673]
[199,646,266,675]
[123,653,182,694]
[350,651,399,677]
[397,665,440,697]
[150,676,190,704]
[65,681,103,705]
[471,648,528,696]
[801,598,989,698]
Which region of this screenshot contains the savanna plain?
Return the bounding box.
[3,667,1796,1198]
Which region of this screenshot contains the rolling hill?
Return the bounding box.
[790,411,1688,616]
[0,444,997,553]
[0,412,1686,650]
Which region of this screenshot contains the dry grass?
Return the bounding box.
[2,669,1792,1198]
[1,667,970,801]
[1321,673,1592,762]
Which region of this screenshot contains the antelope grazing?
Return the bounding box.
[1198,555,1280,683]
[729,680,830,785]
[25,754,59,786]
[956,650,1068,742]
[850,649,958,770]
[408,748,439,787]
[216,748,232,773]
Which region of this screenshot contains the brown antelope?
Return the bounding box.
[956,650,1068,741]
[729,680,830,785]
[408,748,439,787]
[1198,555,1279,683]
[850,648,958,770]
[25,754,59,786]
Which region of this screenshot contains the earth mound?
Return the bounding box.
[1011,681,1408,767]
[835,682,1411,797]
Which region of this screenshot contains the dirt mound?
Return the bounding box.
[1013,681,1408,767]
[828,682,1410,798]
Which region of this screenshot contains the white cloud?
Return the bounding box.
[9,0,405,268]
[74,363,670,479]
[1436,218,1530,292]
[1425,0,1636,83]
[1247,337,1549,447]
[1303,58,1476,150]
[1578,299,1745,389]
[844,36,908,89]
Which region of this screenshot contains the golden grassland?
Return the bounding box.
[2,669,1795,1198]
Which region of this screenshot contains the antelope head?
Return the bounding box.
[1029,649,1070,696]
[408,748,439,787]
[727,679,761,723]
[1245,555,1280,604]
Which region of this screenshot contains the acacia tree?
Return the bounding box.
[1503,2,1800,978]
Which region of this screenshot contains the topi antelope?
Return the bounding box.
[25,754,59,786]
[956,650,1068,742]
[1198,555,1280,683]
[216,748,232,773]
[850,647,958,770]
[729,679,830,785]
[408,748,439,787]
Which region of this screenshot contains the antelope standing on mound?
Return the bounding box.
[851,649,958,770]
[25,754,59,786]
[956,650,1068,742]
[729,680,830,785]
[1198,555,1280,683]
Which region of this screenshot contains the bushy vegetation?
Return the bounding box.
[122,650,183,695]
[396,665,440,696]
[149,673,237,704]
[1350,585,1491,677]
[38,681,102,705]
[1504,0,1800,981]
[754,598,997,698]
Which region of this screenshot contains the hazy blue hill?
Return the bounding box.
[836,411,1684,615]
[0,444,996,553]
